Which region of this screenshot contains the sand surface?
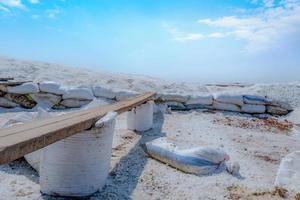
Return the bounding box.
[0,110,299,200]
[0,56,300,199]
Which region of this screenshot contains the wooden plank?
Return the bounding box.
[0,92,155,164]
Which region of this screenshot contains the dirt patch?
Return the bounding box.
[213,116,293,134]
[226,185,288,200]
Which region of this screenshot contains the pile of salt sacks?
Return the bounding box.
[0,81,138,109]
[155,93,293,115]
[0,81,293,116]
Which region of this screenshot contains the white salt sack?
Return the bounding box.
[243,95,270,105]
[185,94,213,105]
[39,81,66,95]
[127,101,154,132]
[157,93,189,103]
[275,151,300,193]
[92,86,116,99]
[267,106,289,115]
[241,104,266,114]
[40,112,117,197]
[115,90,139,101]
[63,88,94,100]
[214,93,244,106]
[60,99,91,108]
[7,82,39,94]
[0,97,18,108]
[213,101,241,112]
[30,93,62,109]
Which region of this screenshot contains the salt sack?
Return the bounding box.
[275,151,300,193]
[60,99,91,108]
[127,101,154,132]
[39,81,66,95]
[157,93,189,103]
[185,94,213,106]
[115,90,139,101]
[165,101,186,110]
[63,88,94,100]
[40,112,117,197]
[214,93,244,106]
[7,82,39,94]
[241,104,266,114]
[213,101,241,112]
[92,86,116,99]
[1,108,54,172]
[243,95,270,105]
[142,138,229,175]
[0,97,18,108]
[30,93,62,109]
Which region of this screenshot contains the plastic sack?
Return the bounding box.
[214,93,244,106]
[142,138,229,176]
[127,101,154,132]
[39,81,66,95]
[40,112,117,197]
[275,151,300,193]
[7,82,39,94]
[63,88,94,100]
[1,107,56,172]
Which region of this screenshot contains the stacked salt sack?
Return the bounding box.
[40,112,117,197]
[127,101,154,132]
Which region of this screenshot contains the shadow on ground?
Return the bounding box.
[93,112,166,200]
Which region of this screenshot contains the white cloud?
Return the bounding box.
[46,7,61,19]
[162,23,204,42]
[0,0,24,8]
[28,0,39,4]
[198,0,300,52]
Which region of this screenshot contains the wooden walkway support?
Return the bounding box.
[0,92,155,165]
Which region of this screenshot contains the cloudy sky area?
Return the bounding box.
[0,0,299,83]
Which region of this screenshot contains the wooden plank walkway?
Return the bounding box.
[0,92,155,164]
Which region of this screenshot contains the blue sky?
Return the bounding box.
[0,0,300,83]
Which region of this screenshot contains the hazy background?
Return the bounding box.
[0,0,299,83]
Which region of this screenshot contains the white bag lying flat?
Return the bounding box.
[7,83,39,94]
[275,151,300,193]
[214,93,244,106]
[142,138,229,176]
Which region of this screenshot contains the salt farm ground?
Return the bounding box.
[0,56,300,200]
